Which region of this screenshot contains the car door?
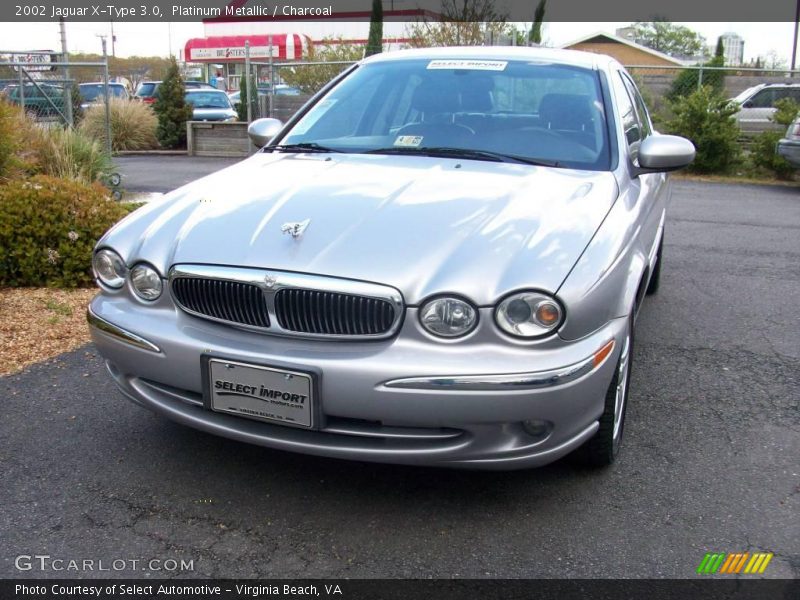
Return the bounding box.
[739,87,776,128]
[615,71,666,276]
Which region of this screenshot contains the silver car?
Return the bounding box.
[777,117,800,167]
[88,47,694,470]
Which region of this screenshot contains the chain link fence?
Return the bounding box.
[0,50,114,152]
[626,65,800,138]
[234,58,798,145]
[232,56,356,124]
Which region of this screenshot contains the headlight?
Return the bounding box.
[495,291,564,338]
[92,249,126,288]
[419,296,477,338]
[130,264,163,301]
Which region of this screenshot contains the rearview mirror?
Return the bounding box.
[247,118,283,148]
[638,135,695,173]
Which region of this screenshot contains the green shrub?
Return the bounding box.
[0,98,28,182]
[665,86,741,174]
[80,97,159,151]
[28,125,112,184]
[154,57,192,148]
[749,98,799,180]
[0,175,130,287]
[750,131,795,179]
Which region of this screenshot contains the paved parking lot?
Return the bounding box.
[1,175,798,579]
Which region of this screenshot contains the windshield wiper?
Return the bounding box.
[362,146,560,167]
[267,142,342,154]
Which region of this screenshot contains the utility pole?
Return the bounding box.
[792,0,799,72]
[59,18,73,126]
[244,40,252,124]
[110,21,116,58]
[98,35,112,156]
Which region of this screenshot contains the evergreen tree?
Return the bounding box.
[528,0,546,45]
[715,36,725,59]
[154,57,192,149]
[236,71,258,122]
[365,0,383,57]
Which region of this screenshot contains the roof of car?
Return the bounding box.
[361,46,615,70]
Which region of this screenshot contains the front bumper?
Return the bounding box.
[88,293,626,470]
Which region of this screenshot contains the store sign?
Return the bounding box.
[8,51,57,71]
[189,46,280,61]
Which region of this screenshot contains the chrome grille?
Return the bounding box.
[172,277,270,328]
[275,289,396,336]
[169,266,404,340]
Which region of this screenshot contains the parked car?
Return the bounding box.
[78,82,129,110]
[134,80,214,105]
[730,83,800,133]
[777,116,800,167]
[184,89,237,121]
[228,85,302,105]
[5,82,65,116]
[88,47,694,470]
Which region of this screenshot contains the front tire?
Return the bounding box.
[576,315,634,467]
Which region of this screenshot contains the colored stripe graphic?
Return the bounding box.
[697,553,725,574]
[699,552,774,575]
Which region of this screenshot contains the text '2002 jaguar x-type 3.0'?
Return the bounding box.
[88,47,694,470]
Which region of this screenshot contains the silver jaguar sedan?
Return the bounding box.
[88,47,694,470]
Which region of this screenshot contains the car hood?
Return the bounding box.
[103,153,618,305]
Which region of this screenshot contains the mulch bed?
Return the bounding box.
[0,287,97,376]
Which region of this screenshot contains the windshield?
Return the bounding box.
[279,59,610,170]
[135,82,157,97]
[732,86,760,104]
[185,91,232,109]
[79,84,126,101]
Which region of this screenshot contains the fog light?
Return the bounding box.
[522,419,552,439]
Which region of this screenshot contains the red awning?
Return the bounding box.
[184,34,305,62]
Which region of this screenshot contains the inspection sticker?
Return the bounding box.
[393,135,424,147]
[427,59,508,71]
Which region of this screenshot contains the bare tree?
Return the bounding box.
[406,0,508,47]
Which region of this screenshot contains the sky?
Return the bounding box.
[0,21,797,66]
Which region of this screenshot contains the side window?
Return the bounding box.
[612,71,641,148]
[748,89,774,108]
[622,74,652,137]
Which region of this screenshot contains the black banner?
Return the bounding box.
[0,0,798,23]
[2,579,799,600]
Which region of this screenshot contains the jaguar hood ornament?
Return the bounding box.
[281,219,311,239]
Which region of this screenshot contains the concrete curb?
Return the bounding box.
[114,150,187,156]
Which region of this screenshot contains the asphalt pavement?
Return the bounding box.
[1,173,798,579]
[115,155,242,194]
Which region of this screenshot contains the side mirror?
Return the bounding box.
[247,118,283,148]
[638,134,695,173]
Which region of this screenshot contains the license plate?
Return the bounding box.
[207,359,314,428]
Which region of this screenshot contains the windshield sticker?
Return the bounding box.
[393,135,424,147]
[290,98,337,135]
[427,60,508,71]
